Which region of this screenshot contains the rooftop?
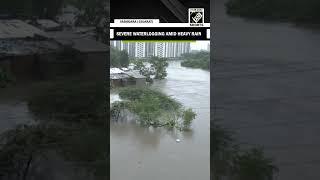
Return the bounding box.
[0,20,47,39]
[47,31,108,53]
[125,70,146,79]
[36,19,62,31]
[110,68,124,74]
[0,39,62,57]
[110,68,146,80]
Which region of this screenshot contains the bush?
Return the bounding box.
[211,122,278,180]
[28,80,107,125]
[182,108,196,128]
[226,0,320,23]
[181,51,210,70]
[112,87,196,130]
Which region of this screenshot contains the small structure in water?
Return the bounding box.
[110,68,146,87]
[0,19,107,81]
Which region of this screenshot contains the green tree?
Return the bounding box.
[70,0,108,42]
[181,51,210,70]
[233,148,278,180]
[150,56,169,80]
[119,50,129,67]
[132,56,169,82]
[211,122,278,180]
[111,48,129,68]
[182,108,196,129]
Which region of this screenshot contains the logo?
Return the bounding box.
[189,8,204,24]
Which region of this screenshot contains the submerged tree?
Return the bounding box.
[111,87,196,130]
[211,122,278,180]
[132,56,169,82]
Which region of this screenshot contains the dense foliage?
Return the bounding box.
[132,56,169,82]
[226,0,320,23]
[211,122,278,180]
[68,0,108,43]
[181,51,210,70]
[111,87,196,130]
[110,47,130,68]
[28,80,107,125]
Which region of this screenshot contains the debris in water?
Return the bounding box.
[176,139,181,143]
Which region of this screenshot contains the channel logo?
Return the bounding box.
[189,8,204,24]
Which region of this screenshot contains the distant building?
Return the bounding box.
[135,42,146,58]
[110,41,191,58]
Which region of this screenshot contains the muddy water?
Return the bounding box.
[213,1,320,179]
[110,61,210,180]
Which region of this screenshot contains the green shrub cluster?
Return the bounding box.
[181,51,210,70]
[28,80,107,125]
[112,87,196,130]
[226,0,320,23]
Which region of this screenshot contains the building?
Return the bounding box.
[0,19,107,81]
[110,41,191,58]
[135,42,146,58]
[110,68,146,87]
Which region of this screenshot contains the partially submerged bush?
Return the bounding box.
[112,87,196,130]
[182,108,196,128]
[211,122,278,180]
[28,80,107,125]
[232,148,278,180]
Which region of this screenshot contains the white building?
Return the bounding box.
[110,41,191,58]
[135,42,146,58]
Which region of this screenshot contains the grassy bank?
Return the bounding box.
[226,0,320,24]
[181,51,210,70]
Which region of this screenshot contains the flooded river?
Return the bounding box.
[213,1,320,179]
[110,61,210,180]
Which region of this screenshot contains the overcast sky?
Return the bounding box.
[190,41,210,51]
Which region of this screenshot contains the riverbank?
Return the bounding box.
[180,51,210,70]
[225,0,320,25]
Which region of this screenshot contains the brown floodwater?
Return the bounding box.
[110,61,210,180]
